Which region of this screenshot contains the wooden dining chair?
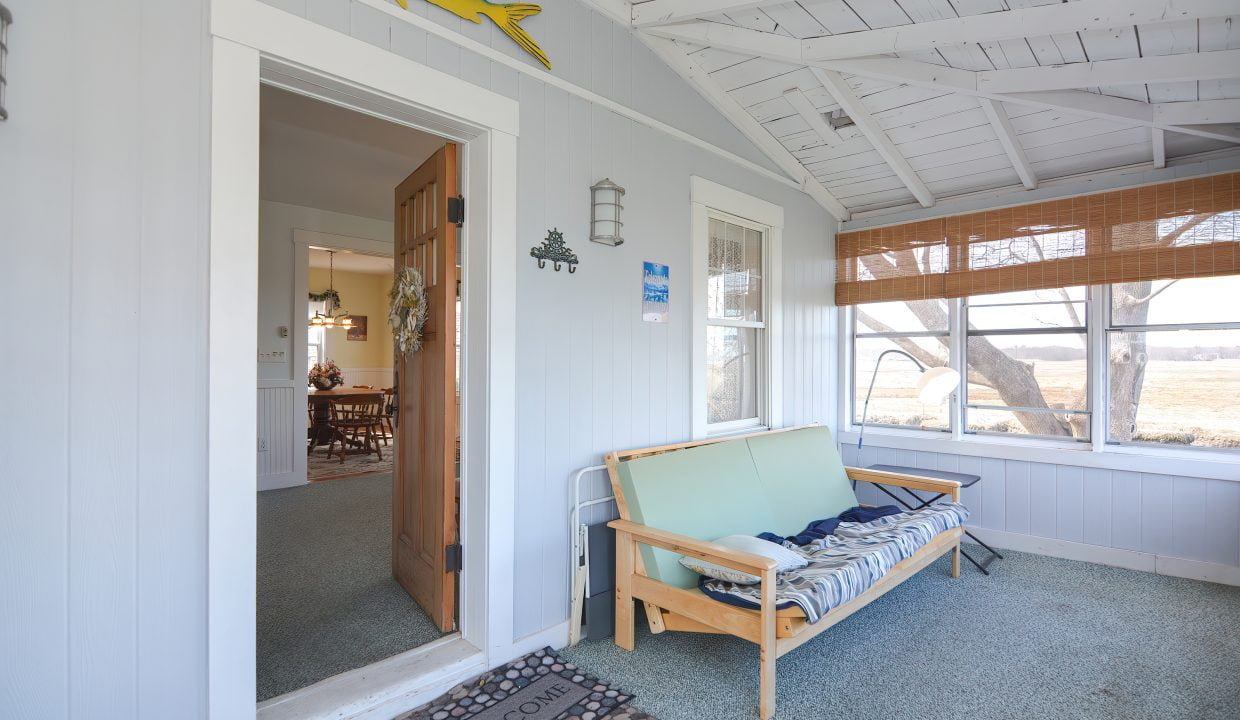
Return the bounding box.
[377,388,396,446]
[326,396,385,463]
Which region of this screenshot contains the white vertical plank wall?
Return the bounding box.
[1,0,211,717]
[842,444,1240,581]
[258,0,837,642]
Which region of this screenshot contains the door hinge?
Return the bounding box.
[447,195,465,227]
[445,543,463,573]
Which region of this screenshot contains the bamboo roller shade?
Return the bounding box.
[835,172,1240,306]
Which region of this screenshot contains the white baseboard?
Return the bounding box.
[967,525,1240,587]
[258,470,306,492]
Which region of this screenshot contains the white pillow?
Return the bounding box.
[678,534,808,585]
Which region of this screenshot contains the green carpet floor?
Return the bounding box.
[257,474,445,701]
[562,546,1240,720]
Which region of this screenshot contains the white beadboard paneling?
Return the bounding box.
[1203,479,1240,567]
[1055,466,1084,544]
[1081,469,1112,548]
[1005,460,1032,535]
[1141,474,1175,554]
[979,457,1006,533]
[1111,471,1144,552]
[1028,463,1057,538]
[258,383,299,480]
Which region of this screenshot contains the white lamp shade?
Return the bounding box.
[916,366,960,404]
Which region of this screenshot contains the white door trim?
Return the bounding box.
[287,229,395,490]
[209,1,519,717]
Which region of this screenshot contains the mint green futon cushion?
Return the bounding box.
[616,427,857,589]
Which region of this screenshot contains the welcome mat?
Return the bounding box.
[395,647,652,720]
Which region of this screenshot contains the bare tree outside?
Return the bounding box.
[852,213,1240,448]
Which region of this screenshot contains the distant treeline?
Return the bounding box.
[1005,345,1240,361]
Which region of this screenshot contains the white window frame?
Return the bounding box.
[691,176,783,439]
[837,284,1240,481]
[307,299,327,369]
[961,288,1092,442]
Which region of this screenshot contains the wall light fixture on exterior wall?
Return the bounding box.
[589,178,625,246]
[0,3,11,121]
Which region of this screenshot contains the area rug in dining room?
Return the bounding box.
[307,440,394,481]
[395,647,652,720]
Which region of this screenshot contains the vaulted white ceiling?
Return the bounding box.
[606,0,1240,221]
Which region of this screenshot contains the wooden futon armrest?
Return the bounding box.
[845,466,961,501]
[607,519,779,576]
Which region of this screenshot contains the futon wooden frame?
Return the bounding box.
[605,430,963,720]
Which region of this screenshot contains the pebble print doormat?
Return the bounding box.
[395,647,653,720]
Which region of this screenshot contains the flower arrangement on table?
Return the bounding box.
[308,360,344,390]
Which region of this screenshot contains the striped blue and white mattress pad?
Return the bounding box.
[699,502,970,624]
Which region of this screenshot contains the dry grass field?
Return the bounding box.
[860,359,1240,448]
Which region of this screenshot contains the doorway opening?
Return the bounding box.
[255,84,463,703]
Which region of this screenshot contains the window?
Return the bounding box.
[691,177,782,437]
[308,300,326,369]
[964,287,1089,440]
[852,299,950,431]
[1107,275,1240,448]
[705,216,766,431]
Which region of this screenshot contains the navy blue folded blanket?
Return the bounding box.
[757,505,903,546]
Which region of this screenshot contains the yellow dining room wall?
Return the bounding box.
[309,267,393,373]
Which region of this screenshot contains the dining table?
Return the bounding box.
[307,387,386,448]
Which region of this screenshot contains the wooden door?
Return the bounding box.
[392,144,458,632]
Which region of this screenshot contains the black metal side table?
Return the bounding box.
[863,464,1003,575]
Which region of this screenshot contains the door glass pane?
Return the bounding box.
[707,217,763,322]
[1108,328,1240,448]
[706,325,759,424]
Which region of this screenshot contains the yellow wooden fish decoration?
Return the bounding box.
[396,0,550,70]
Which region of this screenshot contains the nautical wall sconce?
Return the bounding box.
[589,178,625,246]
[531,228,578,273]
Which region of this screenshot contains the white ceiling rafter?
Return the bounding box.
[1152,99,1240,125]
[978,98,1037,190]
[642,23,1240,144]
[811,68,934,208]
[800,0,1237,61]
[782,87,844,146]
[644,37,850,220]
[1153,129,1168,169]
[631,0,780,28]
[975,49,1240,93]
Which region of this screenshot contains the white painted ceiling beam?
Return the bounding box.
[643,38,851,220]
[976,49,1240,93]
[1152,99,1240,125]
[782,87,844,146]
[978,98,1037,190]
[801,0,1237,61]
[643,23,1240,144]
[811,68,934,208]
[631,0,783,28]
[1152,129,1167,169]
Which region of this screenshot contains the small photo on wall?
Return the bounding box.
[642,261,669,324]
[347,315,368,341]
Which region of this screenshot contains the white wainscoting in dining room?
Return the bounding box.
[342,367,394,390]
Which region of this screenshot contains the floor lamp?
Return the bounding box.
[857,350,960,449]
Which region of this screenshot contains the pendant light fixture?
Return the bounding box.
[309,250,354,330]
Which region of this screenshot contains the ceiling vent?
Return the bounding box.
[827,109,854,130]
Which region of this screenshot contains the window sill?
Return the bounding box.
[838,427,1240,482]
